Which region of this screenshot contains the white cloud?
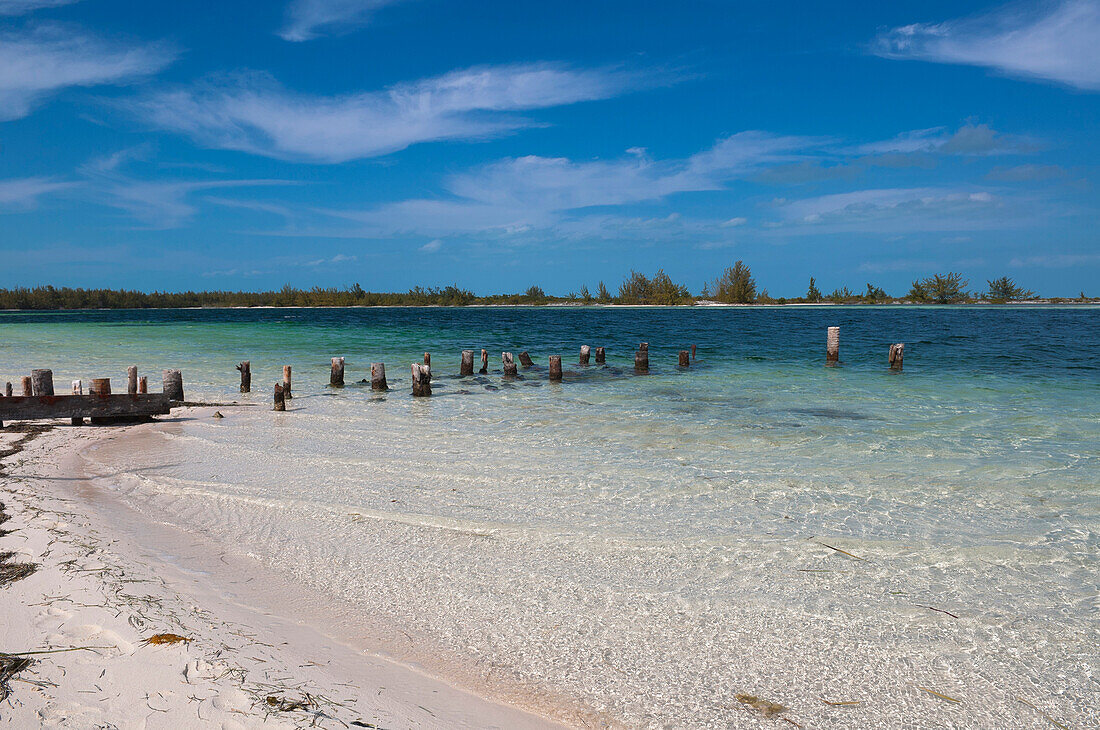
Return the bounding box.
[721,216,747,227]
[0,176,73,209]
[857,123,1030,156]
[1008,252,1100,267]
[0,24,175,121]
[130,64,640,163]
[279,0,407,42]
[874,0,1100,90]
[0,0,78,15]
[307,253,357,265]
[419,239,442,252]
[771,187,1012,233]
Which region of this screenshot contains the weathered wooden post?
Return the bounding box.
[548,355,563,382]
[518,351,534,369]
[71,380,84,425]
[411,363,432,396]
[502,352,517,378]
[3,382,11,397]
[331,357,345,387]
[889,343,904,371]
[139,376,148,394]
[479,349,488,374]
[20,377,32,397]
[826,327,840,364]
[127,366,138,395]
[460,350,474,376]
[423,353,432,381]
[273,383,286,411]
[579,345,591,365]
[371,363,387,391]
[679,350,690,367]
[691,344,697,361]
[31,369,54,396]
[595,347,605,364]
[89,378,111,396]
[237,361,251,392]
[282,365,292,399]
[635,342,649,373]
[163,369,184,402]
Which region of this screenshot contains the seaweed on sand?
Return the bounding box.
[0,550,36,586]
[735,693,788,718]
[0,655,33,703]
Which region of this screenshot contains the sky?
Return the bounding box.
[0,0,1098,296]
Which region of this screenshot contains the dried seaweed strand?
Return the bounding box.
[816,542,868,562]
[1016,696,1071,730]
[914,604,959,618]
[918,686,961,703]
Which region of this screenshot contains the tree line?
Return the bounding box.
[0,266,1083,310]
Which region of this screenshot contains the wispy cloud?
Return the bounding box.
[279,0,408,42]
[1008,252,1100,267]
[0,176,74,210]
[770,187,1012,233]
[129,63,644,163]
[306,253,356,265]
[873,0,1100,91]
[0,0,78,15]
[0,23,175,121]
[856,122,1032,156]
[985,163,1068,181]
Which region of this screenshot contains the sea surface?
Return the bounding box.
[3,305,1098,728]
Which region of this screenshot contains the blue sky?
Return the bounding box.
[0,0,1098,296]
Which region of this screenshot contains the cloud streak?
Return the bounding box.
[874,0,1100,91]
[0,0,78,15]
[130,63,641,163]
[0,176,73,210]
[279,0,408,42]
[0,23,175,121]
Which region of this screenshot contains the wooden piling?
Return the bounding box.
[127,366,138,395]
[163,369,184,402]
[691,344,697,361]
[139,376,147,394]
[273,383,286,411]
[518,351,534,369]
[411,363,432,397]
[579,345,591,365]
[423,353,432,381]
[237,361,250,392]
[71,380,83,425]
[826,327,840,364]
[89,378,111,396]
[889,343,904,371]
[460,350,474,376]
[595,347,605,364]
[479,349,488,374]
[282,365,292,399]
[31,369,54,396]
[371,363,387,391]
[331,357,345,387]
[20,377,32,397]
[548,355,563,382]
[502,352,517,378]
[3,383,11,397]
[679,350,690,367]
[635,342,649,373]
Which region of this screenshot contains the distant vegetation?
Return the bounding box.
[0,268,1087,310]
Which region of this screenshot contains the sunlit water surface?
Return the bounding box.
[3,306,1098,728]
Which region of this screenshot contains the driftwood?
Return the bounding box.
[0,393,171,423]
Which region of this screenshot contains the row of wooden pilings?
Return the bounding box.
[1,367,183,426]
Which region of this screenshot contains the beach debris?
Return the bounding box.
[913,603,958,618]
[917,686,961,704]
[821,698,862,706]
[735,693,788,718]
[212,411,224,419]
[1016,696,1071,730]
[815,541,868,562]
[265,693,316,712]
[142,633,192,646]
[0,655,33,703]
[0,551,36,586]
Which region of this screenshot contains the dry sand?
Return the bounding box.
[0,419,570,729]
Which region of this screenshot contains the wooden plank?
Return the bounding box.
[0,393,171,421]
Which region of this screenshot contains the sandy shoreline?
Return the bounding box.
[0,416,579,729]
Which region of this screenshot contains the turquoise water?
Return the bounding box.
[3,306,1098,728]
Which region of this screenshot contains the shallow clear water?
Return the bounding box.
[3,306,1098,728]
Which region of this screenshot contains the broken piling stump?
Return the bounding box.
[371,363,387,391]
[138,376,147,394]
[273,383,286,411]
[595,347,605,364]
[3,383,10,397]
[31,369,54,396]
[460,350,474,376]
[518,351,534,368]
[20,376,32,396]
[163,369,184,402]
[479,349,488,374]
[889,343,904,371]
[548,355,563,382]
[635,343,649,373]
[691,344,697,361]
[679,350,690,367]
[89,378,111,396]
[579,346,591,365]
[331,357,345,387]
[127,366,138,395]
[71,380,83,425]
[502,352,517,378]
[411,363,432,397]
[237,361,250,392]
[423,353,432,381]
[282,365,292,399]
[827,327,840,364]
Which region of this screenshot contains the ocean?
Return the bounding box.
[4,305,1098,728]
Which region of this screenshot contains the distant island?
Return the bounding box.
[2,263,1093,309]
